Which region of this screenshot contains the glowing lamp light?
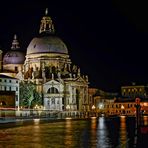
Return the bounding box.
[121,105,125,109]
[143,103,148,106]
[99,103,103,109]
[92,105,96,110]
[66,105,70,110]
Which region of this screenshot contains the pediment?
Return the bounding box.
[75,76,87,83]
[44,79,61,85]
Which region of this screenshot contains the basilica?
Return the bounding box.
[0,9,89,112]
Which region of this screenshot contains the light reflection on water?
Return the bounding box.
[119,116,128,147]
[0,116,147,148]
[143,116,148,125]
[64,119,72,146]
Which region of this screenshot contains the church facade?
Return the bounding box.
[0,9,89,112]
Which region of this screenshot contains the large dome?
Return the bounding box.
[3,50,25,64]
[27,36,68,55]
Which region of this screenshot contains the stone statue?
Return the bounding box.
[57,72,61,79]
[15,67,24,80]
[52,73,54,79]
[42,68,46,82]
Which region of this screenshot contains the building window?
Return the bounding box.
[0,79,2,82]
[47,87,59,94]
[16,95,18,101]
[4,79,7,82]
[9,80,11,83]
[9,87,11,91]
[47,100,50,106]
[16,81,18,83]
[16,87,18,91]
[4,86,6,91]
[15,66,18,72]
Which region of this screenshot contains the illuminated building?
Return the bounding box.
[90,85,148,116]
[0,9,89,113]
[121,83,148,100]
[0,74,19,109]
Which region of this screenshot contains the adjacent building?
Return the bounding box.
[0,74,19,109]
[121,83,148,100]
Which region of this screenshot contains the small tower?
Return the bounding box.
[39,8,55,34]
[11,34,20,49]
[0,49,2,72]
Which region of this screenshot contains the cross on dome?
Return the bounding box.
[45,8,48,15]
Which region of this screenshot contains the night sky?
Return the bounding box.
[0,1,148,92]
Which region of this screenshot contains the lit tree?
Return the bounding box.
[19,81,42,108]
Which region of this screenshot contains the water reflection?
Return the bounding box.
[0,117,144,147]
[90,117,97,147]
[97,117,110,148]
[142,116,148,125]
[64,118,72,147]
[119,116,128,147]
[33,119,41,146]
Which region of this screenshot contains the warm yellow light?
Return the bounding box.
[65,117,72,120]
[91,117,97,119]
[92,105,96,110]
[33,119,40,124]
[121,105,124,109]
[143,103,148,106]
[66,105,70,110]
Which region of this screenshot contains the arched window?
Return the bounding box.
[47,87,59,94]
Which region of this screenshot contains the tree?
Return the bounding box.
[19,81,42,108]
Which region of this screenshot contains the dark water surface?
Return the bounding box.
[0,116,147,148]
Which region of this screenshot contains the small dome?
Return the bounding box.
[3,34,25,65]
[27,36,68,55]
[3,50,25,64]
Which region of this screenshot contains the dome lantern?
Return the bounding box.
[11,34,20,50]
[39,8,55,35]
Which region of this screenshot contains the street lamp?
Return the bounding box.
[66,105,70,111]
[121,105,125,115]
[121,105,124,109]
[34,104,39,117]
[92,105,96,110]
[92,105,96,117]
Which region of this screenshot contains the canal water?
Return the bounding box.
[0,116,147,148]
